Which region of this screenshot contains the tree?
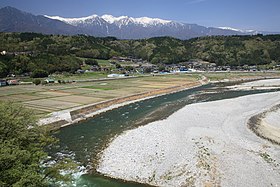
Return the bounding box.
[33,79,41,85]
[85,59,99,66]
[158,65,166,72]
[76,49,100,58]
[115,63,122,69]
[0,61,8,78]
[143,67,152,73]
[14,55,31,74]
[31,69,49,78]
[124,66,134,71]
[1,33,280,73]
[0,102,77,187]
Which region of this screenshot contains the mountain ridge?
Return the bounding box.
[45,14,174,27]
[1,6,278,39]
[44,13,257,39]
[0,6,82,35]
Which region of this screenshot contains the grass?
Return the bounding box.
[51,72,108,81]
[94,59,111,66]
[118,61,139,66]
[81,85,114,90]
[201,71,280,81]
[1,73,197,117]
[80,64,92,70]
[76,57,111,66]
[19,71,109,84]
[259,152,278,165]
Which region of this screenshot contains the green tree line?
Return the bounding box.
[1,32,280,77]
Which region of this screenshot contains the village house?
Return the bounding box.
[90,65,101,72]
[76,69,85,74]
[0,79,7,87]
[7,79,19,85]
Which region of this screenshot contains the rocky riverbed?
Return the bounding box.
[97,91,280,186]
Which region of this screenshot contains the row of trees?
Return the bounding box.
[0,33,280,77]
[0,54,82,77]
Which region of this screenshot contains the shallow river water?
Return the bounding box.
[51,81,280,186]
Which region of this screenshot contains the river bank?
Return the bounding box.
[248,104,280,145]
[39,79,206,128]
[39,75,280,129]
[97,89,280,186]
[227,78,280,90]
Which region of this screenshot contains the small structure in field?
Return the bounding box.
[107,74,126,78]
[45,78,55,83]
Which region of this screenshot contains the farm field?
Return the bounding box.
[0,72,279,118]
[0,74,199,117]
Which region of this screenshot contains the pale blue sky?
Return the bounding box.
[0,0,279,31]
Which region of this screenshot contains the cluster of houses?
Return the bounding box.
[106,58,212,74]
[0,78,57,87]
[81,56,275,76]
[100,57,263,73]
[1,52,279,87]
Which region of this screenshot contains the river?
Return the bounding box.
[50,81,280,186]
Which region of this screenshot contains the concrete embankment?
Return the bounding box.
[39,81,203,129]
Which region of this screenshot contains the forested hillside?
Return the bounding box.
[0,32,280,77]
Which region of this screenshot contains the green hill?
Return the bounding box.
[0,33,280,77]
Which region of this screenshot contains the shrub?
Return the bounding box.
[33,79,41,85]
[31,69,48,78]
[85,59,99,66]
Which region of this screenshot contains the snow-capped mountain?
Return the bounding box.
[1,6,271,39]
[218,27,259,35]
[46,14,173,27]
[45,14,100,26]
[45,14,254,39]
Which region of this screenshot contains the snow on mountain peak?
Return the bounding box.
[101,14,172,26]
[45,14,259,35]
[218,27,257,34]
[45,15,99,25]
[101,15,130,24]
[218,27,242,32]
[134,16,171,26]
[101,14,117,24]
[46,14,172,27]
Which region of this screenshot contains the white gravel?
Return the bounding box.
[97,92,280,187]
[264,108,280,129]
[228,78,280,90]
